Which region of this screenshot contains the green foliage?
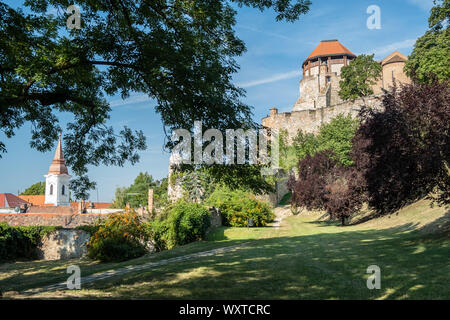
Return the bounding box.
[146,201,211,250]
[206,187,275,227]
[0,0,311,198]
[316,114,359,166]
[279,114,359,170]
[20,181,46,195]
[165,201,211,248]
[405,1,449,84]
[145,219,170,252]
[339,54,382,101]
[278,192,292,206]
[405,29,450,84]
[0,223,59,261]
[86,212,148,262]
[292,130,319,161]
[111,172,168,209]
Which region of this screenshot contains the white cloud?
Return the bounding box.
[405,0,434,11]
[237,70,301,88]
[110,94,152,107]
[369,39,416,57]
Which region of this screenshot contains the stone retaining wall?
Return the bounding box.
[0,213,111,228]
[37,229,91,260]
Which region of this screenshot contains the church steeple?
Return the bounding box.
[48,133,69,175]
[44,133,71,206]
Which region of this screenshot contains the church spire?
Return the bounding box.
[48,133,69,175]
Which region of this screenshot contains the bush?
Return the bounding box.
[206,187,275,227]
[166,201,211,248]
[0,223,59,261]
[86,212,148,262]
[146,218,169,252]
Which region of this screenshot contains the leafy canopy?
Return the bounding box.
[339,54,382,101]
[405,0,450,84]
[278,114,359,170]
[0,0,311,199]
[20,181,46,195]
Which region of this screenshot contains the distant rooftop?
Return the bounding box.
[304,40,356,65]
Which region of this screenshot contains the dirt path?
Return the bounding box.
[270,204,292,228]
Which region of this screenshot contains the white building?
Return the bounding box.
[44,134,71,206]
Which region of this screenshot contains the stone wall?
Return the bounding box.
[37,229,91,260]
[0,213,111,228]
[262,95,382,141]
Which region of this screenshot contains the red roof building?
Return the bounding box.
[302,39,356,76]
[0,193,30,208]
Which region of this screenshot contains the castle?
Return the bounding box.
[262,40,411,139]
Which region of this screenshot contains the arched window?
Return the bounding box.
[62,185,65,195]
[50,184,53,195]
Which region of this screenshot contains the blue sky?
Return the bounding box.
[0,0,433,201]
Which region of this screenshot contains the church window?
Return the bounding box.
[62,185,65,195]
[50,184,53,195]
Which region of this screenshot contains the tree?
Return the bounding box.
[405,0,449,84]
[316,114,359,166]
[0,0,312,199]
[111,172,169,209]
[289,150,338,211]
[323,167,365,225]
[279,114,359,170]
[351,80,450,214]
[339,54,382,101]
[20,181,46,195]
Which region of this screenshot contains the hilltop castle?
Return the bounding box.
[262,40,411,139]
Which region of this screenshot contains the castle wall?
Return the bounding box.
[262,95,382,141]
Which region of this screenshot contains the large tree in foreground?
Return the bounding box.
[352,81,450,214]
[0,0,312,199]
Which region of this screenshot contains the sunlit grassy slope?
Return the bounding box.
[1,199,448,299]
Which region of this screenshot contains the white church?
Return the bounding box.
[44,134,71,206]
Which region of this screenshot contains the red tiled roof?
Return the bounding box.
[304,40,355,64]
[18,195,46,206]
[0,193,30,208]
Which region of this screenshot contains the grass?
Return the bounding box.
[0,199,448,299]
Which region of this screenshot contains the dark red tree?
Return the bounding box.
[352,81,449,214]
[289,150,338,211]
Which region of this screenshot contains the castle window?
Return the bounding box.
[62,185,65,195]
[50,184,53,195]
[326,76,331,83]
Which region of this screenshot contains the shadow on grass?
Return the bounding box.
[12,219,447,300]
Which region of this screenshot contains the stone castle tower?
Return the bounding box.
[262,40,411,139]
[295,39,356,111]
[44,134,71,206]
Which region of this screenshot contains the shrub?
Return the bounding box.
[206,187,275,227]
[86,212,148,262]
[146,218,169,252]
[165,201,211,248]
[0,223,59,261]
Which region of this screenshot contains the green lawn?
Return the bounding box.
[1,199,449,299]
